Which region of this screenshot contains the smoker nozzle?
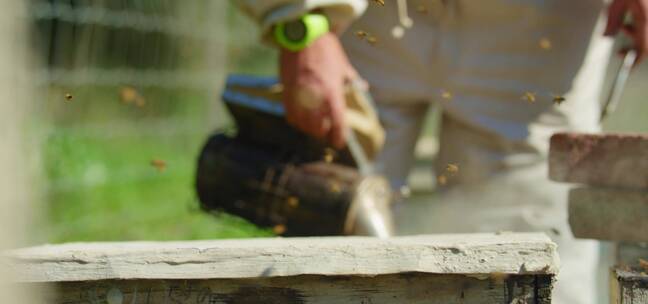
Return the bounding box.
[345,177,395,238]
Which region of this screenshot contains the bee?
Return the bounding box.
[273,224,287,235]
[356,31,378,46]
[539,38,552,50]
[150,159,167,172]
[522,92,536,103]
[269,83,284,94]
[549,228,561,236]
[120,86,146,107]
[416,4,429,14]
[551,94,566,105]
[119,86,137,104]
[330,181,341,193]
[441,90,453,101]
[135,97,146,108]
[64,93,73,101]
[323,147,336,163]
[286,196,299,208]
[372,0,385,6]
[446,163,459,174]
[355,30,369,39]
[437,174,447,186]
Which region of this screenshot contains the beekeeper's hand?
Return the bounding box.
[605,0,648,63]
[280,32,357,148]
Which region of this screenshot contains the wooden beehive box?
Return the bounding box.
[4,233,558,303]
[549,132,648,303]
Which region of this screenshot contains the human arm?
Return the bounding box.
[235,0,367,147]
[605,0,648,63]
[279,31,358,148]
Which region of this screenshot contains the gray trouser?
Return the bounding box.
[341,1,614,303]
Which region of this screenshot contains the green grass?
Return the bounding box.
[44,117,272,243]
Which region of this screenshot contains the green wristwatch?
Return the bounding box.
[274,13,330,52]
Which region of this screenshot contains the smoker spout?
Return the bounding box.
[345,177,395,238]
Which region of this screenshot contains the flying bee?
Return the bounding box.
[446,163,459,174]
[549,227,561,236]
[330,181,341,193]
[522,92,536,103]
[551,94,566,105]
[355,30,369,39]
[135,97,146,108]
[120,86,146,107]
[539,38,552,50]
[356,31,378,46]
[441,90,453,101]
[286,196,300,208]
[119,86,137,104]
[323,147,336,163]
[416,4,429,14]
[273,224,286,235]
[64,93,73,102]
[437,174,448,186]
[150,159,167,172]
[372,0,385,6]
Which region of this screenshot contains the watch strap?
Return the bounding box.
[274,14,329,52]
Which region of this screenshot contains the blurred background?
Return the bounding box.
[30,0,277,243]
[12,0,648,244]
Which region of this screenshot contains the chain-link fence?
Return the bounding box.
[30,0,277,242]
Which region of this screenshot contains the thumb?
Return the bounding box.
[605,0,630,36]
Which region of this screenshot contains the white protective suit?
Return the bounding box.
[236,1,613,303]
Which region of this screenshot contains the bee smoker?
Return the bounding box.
[195,75,394,237]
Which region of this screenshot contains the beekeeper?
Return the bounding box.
[236,0,648,303]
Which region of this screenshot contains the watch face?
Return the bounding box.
[284,20,307,42]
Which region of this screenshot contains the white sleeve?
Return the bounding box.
[235,0,367,39]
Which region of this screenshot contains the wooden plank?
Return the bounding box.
[4,233,558,283]
[549,132,648,189]
[610,268,648,304]
[568,187,648,242]
[30,273,552,304]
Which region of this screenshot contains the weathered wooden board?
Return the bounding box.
[610,268,648,304]
[549,132,648,189]
[5,233,558,283]
[6,234,557,303]
[29,273,553,304]
[568,187,648,242]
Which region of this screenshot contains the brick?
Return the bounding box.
[549,132,648,189]
[569,187,648,242]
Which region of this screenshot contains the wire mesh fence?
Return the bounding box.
[27,0,648,244]
[30,0,277,242]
